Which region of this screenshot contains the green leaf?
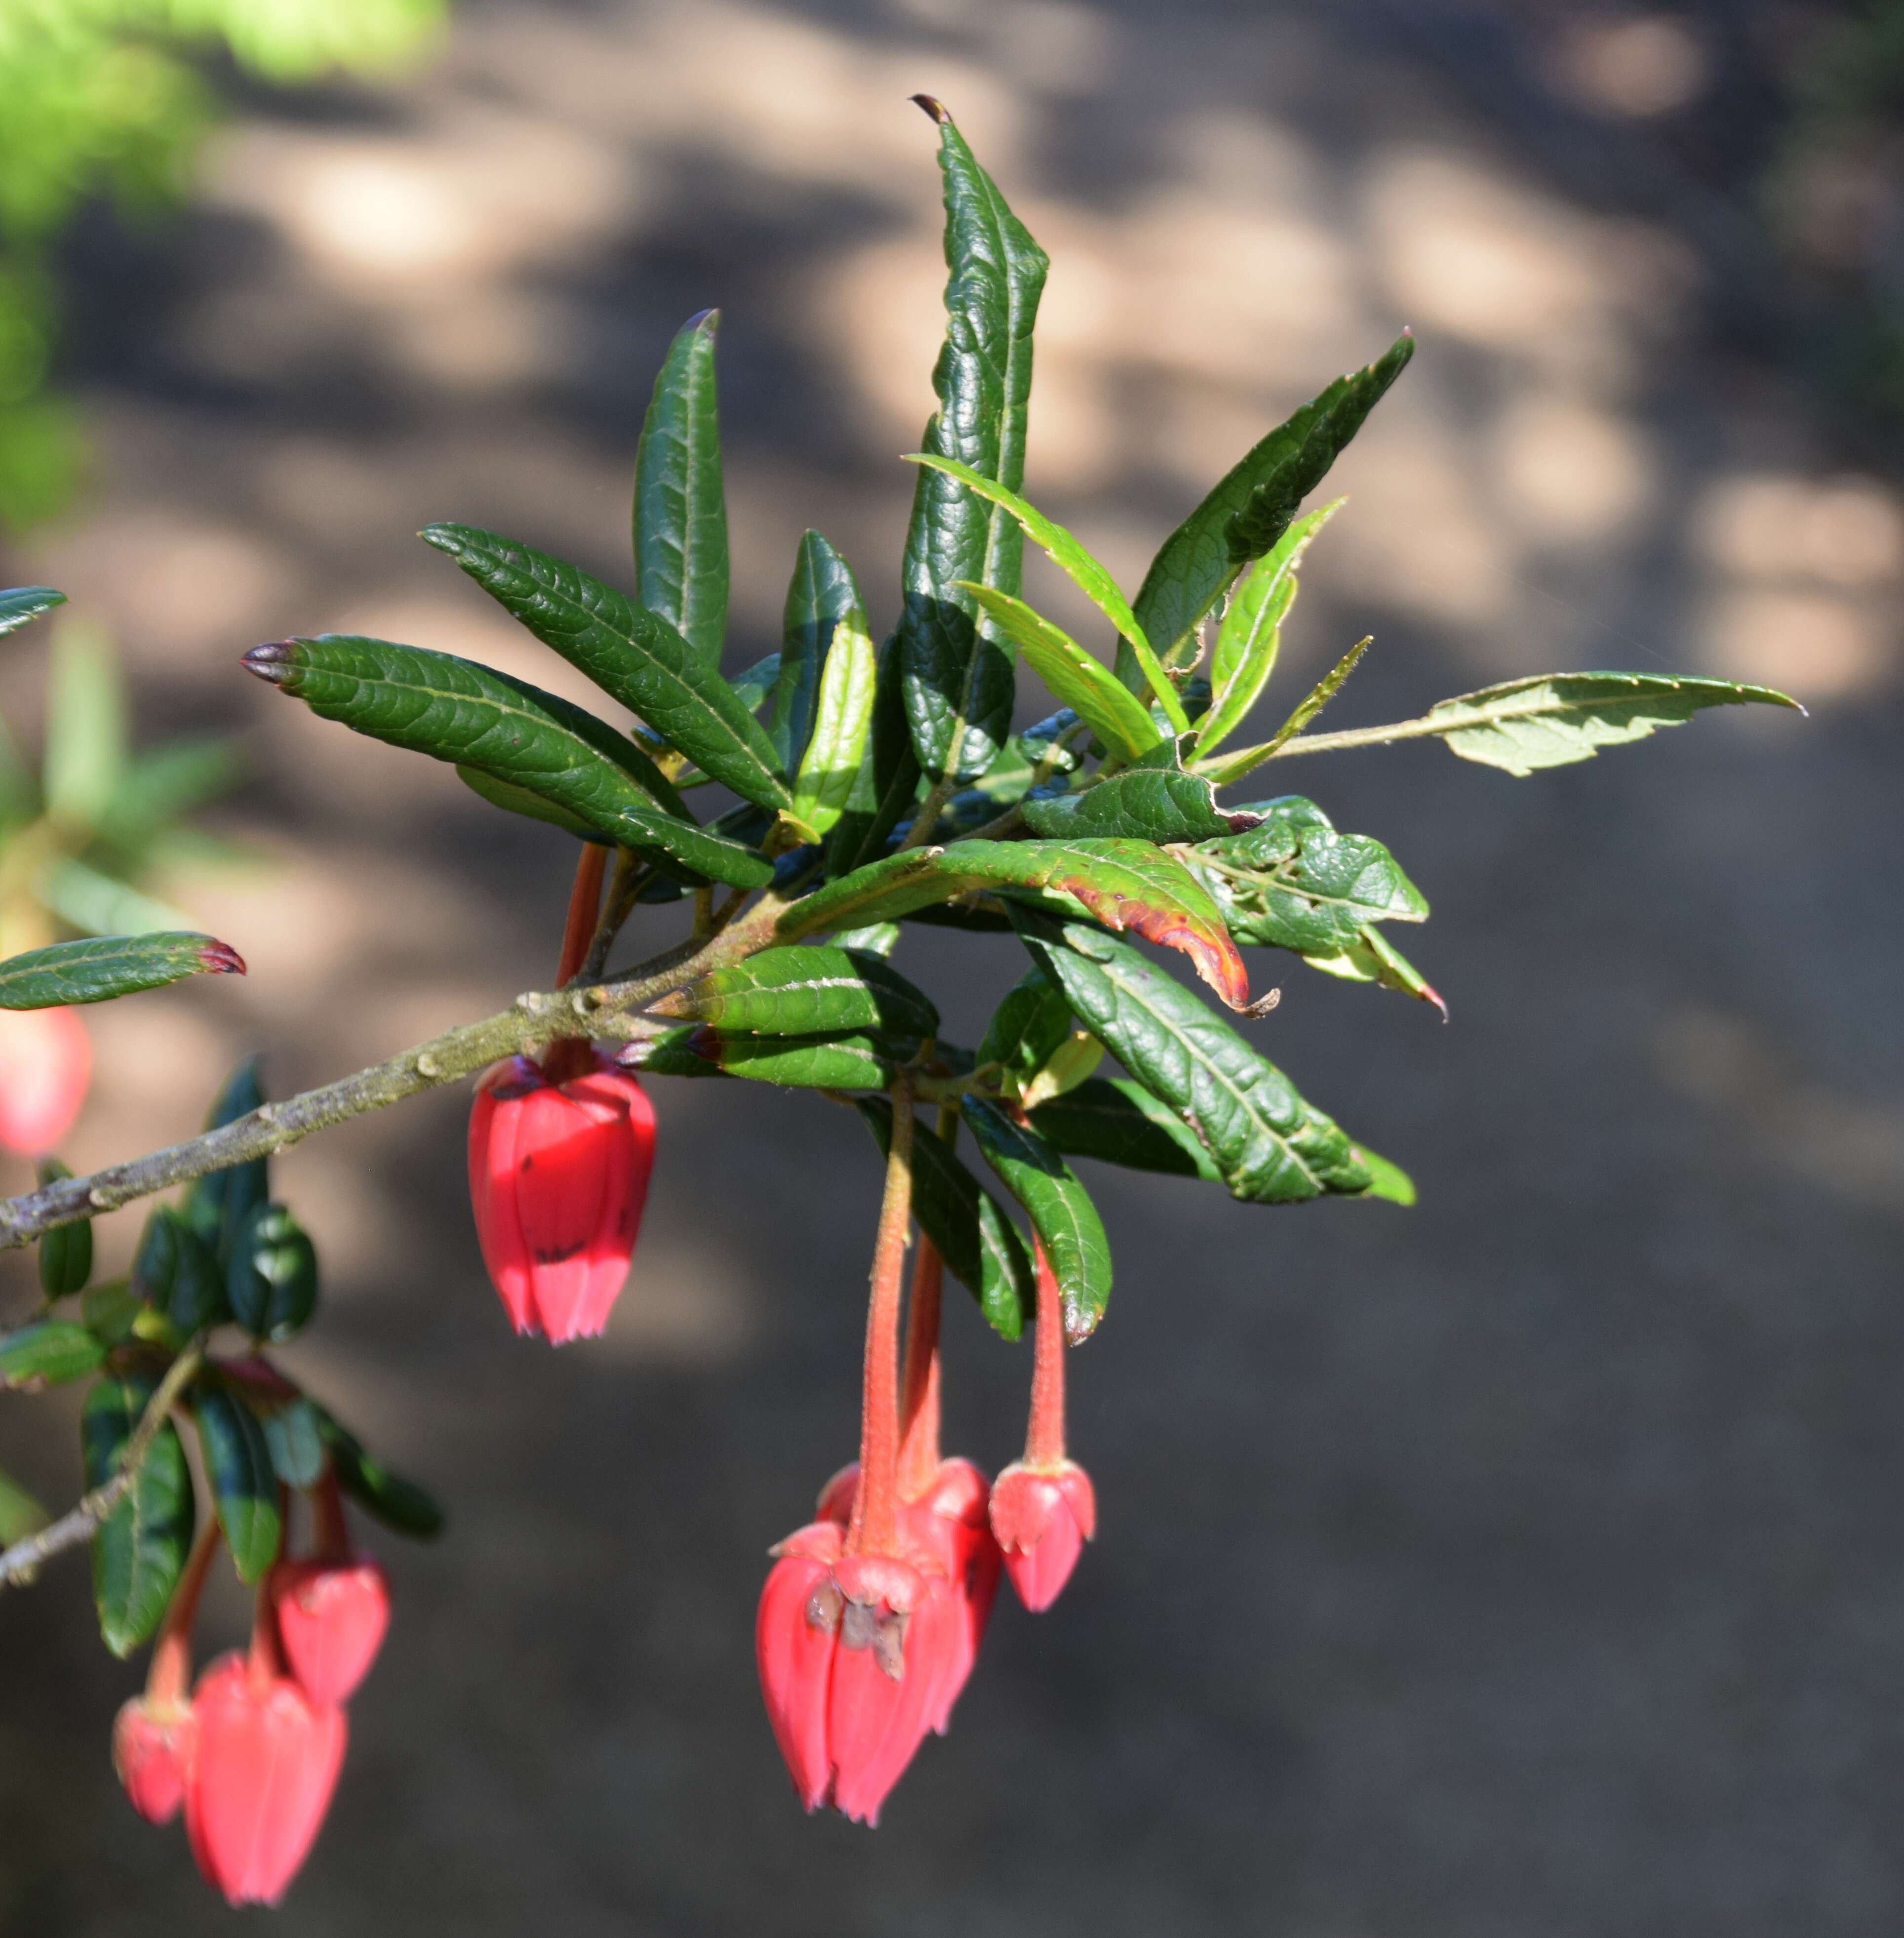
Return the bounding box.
[790,610,876,838]
[633,308,729,667]
[132,1207,228,1333]
[779,837,1253,1010]
[1424,672,1803,775]
[420,525,789,812]
[911,455,1186,728]
[1301,924,1448,1016]
[1013,911,1376,1204]
[35,1157,90,1299]
[962,1098,1111,1339]
[1020,737,1238,844]
[37,860,196,939]
[958,584,1160,764]
[43,620,124,830]
[978,967,1073,1095]
[244,634,772,890]
[1199,640,1374,787]
[1190,812,1427,956]
[81,1279,141,1349]
[731,652,781,714]
[1133,334,1414,668]
[1358,1146,1416,1205]
[0,932,244,1009]
[261,1395,326,1488]
[191,1387,282,1582]
[0,1465,47,1547]
[82,1374,194,1657]
[226,1202,318,1343]
[1028,1074,1222,1181]
[0,1319,104,1388]
[655,944,938,1038]
[897,96,1049,785]
[856,1098,1029,1339]
[826,633,924,877]
[457,765,616,842]
[183,1059,269,1261]
[775,531,863,767]
[0,585,64,636]
[96,737,243,851]
[832,922,900,956]
[1200,499,1340,754]
[316,1409,444,1540]
[689,1030,896,1090]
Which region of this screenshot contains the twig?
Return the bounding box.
[577,848,646,984]
[900,777,956,851]
[0,1346,203,1587]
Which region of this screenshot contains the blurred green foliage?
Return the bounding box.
[0,0,446,530]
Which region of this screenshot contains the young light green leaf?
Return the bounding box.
[244,635,771,889]
[1133,335,1413,668]
[82,1374,195,1656]
[0,1319,105,1388]
[1357,1145,1417,1205]
[1019,1032,1104,1111]
[420,525,789,810]
[0,585,64,635]
[43,620,125,830]
[775,531,864,767]
[856,1098,1031,1339]
[191,1386,282,1583]
[0,932,244,1009]
[962,1098,1111,1339]
[911,454,1187,728]
[1200,500,1341,754]
[316,1409,444,1540]
[96,737,243,852]
[1200,638,1371,786]
[1028,1074,1223,1182]
[832,922,900,956]
[1013,910,1376,1204]
[183,1059,269,1262]
[959,584,1160,763]
[1020,736,1239,844]
[654,944,939,1038]
[1301,924,1447,1016]
[897,96,1049,785]
[38,860,196,939]
[634,309,729,668]
[790,610,876,837]
[827,634,926,876]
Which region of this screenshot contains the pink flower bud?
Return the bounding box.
[111,1695,195,1825]
[269,1555,391,1705]
[185,1654,347,1906]
[0,1006,90,1154]
[988,1459,1096,1613]
[467,1051,657,1343]
[755,1519,960,1825]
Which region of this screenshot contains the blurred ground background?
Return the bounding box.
[1,0,1902,1932]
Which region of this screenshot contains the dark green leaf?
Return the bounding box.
[1021,737,1239,843]
[183,1059,269,1261]
[978,967,1073,1094]
[0,585,64,635]
[731,652,781,714]
[656,945,939,1038]
[0,931,244,1009]
[80,1278,141,1348]
[261,1395,326,1488]
[694,1030,896,1090]
[316,1409,444,1539]
[856,1098,1029,1339]
[226,1202,318,1343]
[82,1375,194,1657]
[962,1098,1111,1339]
[1013,911,1376,1204]
[897,97,1049,784]
[775,531,863,767]
[1133,334,1413,669]
[245,634,771,889]
[35,1158,90,1299]
[457,765,616,842]
[419,526,788,811]
[132,1207,228,1333]
[1190,816,1427,955]
[1028,1074,1222,1181]
[633,309,729,667]
[191,1386,282,1583]
[0,1319,104,1388]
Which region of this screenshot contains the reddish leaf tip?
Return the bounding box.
[241,643,295,686]
[199,940,247,977]
[911,92,949,124]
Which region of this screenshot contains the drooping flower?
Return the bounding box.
[269,1475,390,1705]
[0,1005,90,1153]
[467,1050,656,1343]
[112,1695,195,1826]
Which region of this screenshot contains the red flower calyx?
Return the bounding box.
[269,1475,391,1705]
[112,1516,222,1825]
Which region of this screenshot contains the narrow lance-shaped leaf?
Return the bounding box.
[897,96,1049,785]
[420,525,789,811]
[1201,638,1370,787]
[962,1098,1111,1340]
[1029,1074,1223,1181]
[774,531,862,767]
[0,585,64,635]
[731,652,781,715]
[645,1027,895,1091]
[1300,924,1447,1017]
[44,621,124,830]
[909,453,1186,728]
[82,1374,195,1657]
[457,765,615,843]
[0,1320,105,1388]
[1132,333,1414,672]
[243,636,771,890]
[36,1157,90,1300]
[1021,736,1246,844]
[315,1408,444,1540]
[653,944,939,1038]
[191,1386,282,1583]
[789,610,876,838]
[0,932,244,1009]
[633,309,729,668]
[826,632,924,876]
[978,966,1073,1098]
[261,1396,326,1488]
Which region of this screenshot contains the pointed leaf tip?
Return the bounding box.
[686,307,718,333]
[241,644,294,685]
[198,941,246,976]
[911,92,949,122]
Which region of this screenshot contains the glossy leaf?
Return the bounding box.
[419,525,789,811]
[1028,1074,1222,1181]
[856,1098,1030,1340]
[732,652,781,714]
[0,1319,104,1388]
[962,1098,1111,1339]
[1359,1146,1417,1205]
[1020,737,1242,844]
[44,621,125,830]
[691,1030,895,1090]
[317,1410,444,1540]
[244,635,772,889]
[82,1375,195,1657]
[192,1387,282,1583]
[959,584,1160,763]
[780,837,1252,1009]
[910,454,1185,727]
[226,1202,318,1343]
[262,1396,327,1488]
[826,633,925,876]
[633,309,729,667]
[1300,925,1447,1016]
[132,1207,228,1334]
[1191,811,1427,956]
[1013,912,1376,1204]
[790,611,876,838]
[457,765,614,842]
[775,531,862,767]
[978,967,1073,1097]
[1133,334,1413,668]
[35,1158,90,1299]
[183,1060,269,1262]
[655,944,938,1038]
[0,585,64,635]
[897,97,1049,785]
[0,931,243,1009]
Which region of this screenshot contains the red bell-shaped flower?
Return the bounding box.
[467,1050,656,1343]
[988,1459,1096,1612]
[185,1647,347,1906]
[270,1554,390,1705]
[0,1005,90,1153]
[112,1695,195,1825]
